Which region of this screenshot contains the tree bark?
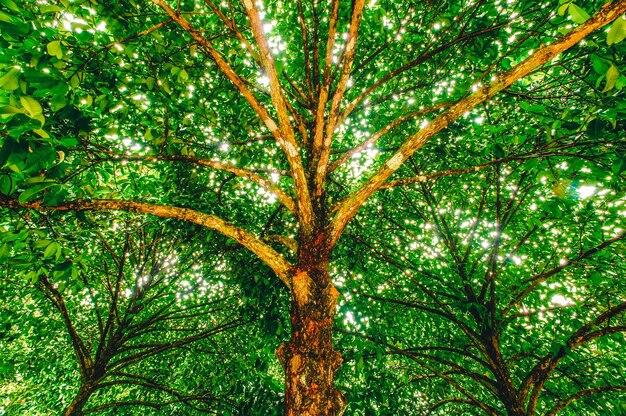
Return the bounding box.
[63,384,94,416]
[277,256,345,416]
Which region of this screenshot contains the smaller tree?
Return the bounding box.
[0,216,248,415]
[340,159,626,415]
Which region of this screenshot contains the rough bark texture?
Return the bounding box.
[277,247,345,416]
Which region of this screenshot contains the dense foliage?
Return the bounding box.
[1,0,625,414]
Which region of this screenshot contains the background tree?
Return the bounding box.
[338,158,626,415]
[0,216,265,415]
[1,0,625,414]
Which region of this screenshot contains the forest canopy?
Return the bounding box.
[1,0,626,415]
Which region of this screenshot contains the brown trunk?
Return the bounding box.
[482,334,526,416]
[63,384,93,416]
[277,259,345,416]
[502,399,526,416]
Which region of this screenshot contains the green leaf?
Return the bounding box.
[356,355,364,372]
[19,96,44,127]
[0,174,13,195]
[50,95,67,112]
[39,5,62,13]
[160,79,171,94]
[612,158,625,177]
[0,105,24,116]
[46,40,63,59]
[591,55,609,75]
[53,260,73,272]
[59,137,78,148]
[43,241,59,259]
[275,59,285,75]
[568,4,589,24]
[607,15,626,45]
[602,64,620,93]
[550,342,565,358]
[33,239,52,249]
[0,137,17,167]
[0,10,18,24]
[42,184,68,206]
[494,143,505,158]
[25,147,56,171]
[33,129,50,138]
[23,270,36,284]
[586,118,608,138]
[0,67,19,90]
[18,181,57,204]
[0,0,20,12]
[553,180,570,199]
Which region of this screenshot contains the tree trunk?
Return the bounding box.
[277,260,345,416]
[482,334,526,416]
[63,384,94,416]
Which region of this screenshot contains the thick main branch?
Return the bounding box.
[0,197,293,286]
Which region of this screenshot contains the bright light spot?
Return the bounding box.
[551,294,574,306]
[258,75,270,87]
[343,311,356,326]
[578,185,596,199]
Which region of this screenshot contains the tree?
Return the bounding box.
[338,162,626,414]
[1,0,625,414]
[0,217,251,414]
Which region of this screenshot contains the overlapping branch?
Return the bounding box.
[91,152,296,214]
[544,385,626,416]
[150,0,312,227]
[0,197,293,285]
[329,0,626,247]
[240,0,314,226]
[328,102,453,174]
[313,0,366,196]
[519,300,626,411]
[504,231,626,315]
[311,0,340,154]
[335,19,510,127]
